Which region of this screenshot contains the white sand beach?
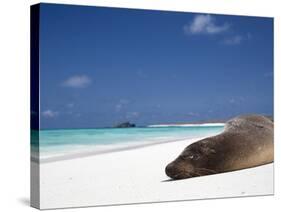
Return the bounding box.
[39,137,274,209]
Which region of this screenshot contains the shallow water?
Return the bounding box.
[31,126,224,160]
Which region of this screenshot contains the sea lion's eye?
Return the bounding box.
[189,154,200,160]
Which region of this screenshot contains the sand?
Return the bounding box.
[38,137,274,209]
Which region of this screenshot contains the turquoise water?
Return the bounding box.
[32,126,224,159]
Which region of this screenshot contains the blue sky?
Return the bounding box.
[38,4,273,129]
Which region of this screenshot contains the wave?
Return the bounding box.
[147,123,225,127]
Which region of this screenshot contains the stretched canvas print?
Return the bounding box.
[30,3,274,210]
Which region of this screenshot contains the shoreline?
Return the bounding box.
[34,136,210,164]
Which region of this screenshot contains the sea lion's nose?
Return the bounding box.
[165,160,194,179]
[165,162,176,178]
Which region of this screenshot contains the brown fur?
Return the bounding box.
[165,114,274,180]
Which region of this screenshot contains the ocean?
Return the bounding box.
[31,125,224,161]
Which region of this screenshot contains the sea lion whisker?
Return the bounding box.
[173,172,193,179]
[191,172,202,177]
[196,168,217,174]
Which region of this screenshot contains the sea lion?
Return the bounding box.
[165,114,274,180]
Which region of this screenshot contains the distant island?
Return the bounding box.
[114,122,136,128]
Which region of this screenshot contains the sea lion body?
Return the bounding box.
[165,114,274,180]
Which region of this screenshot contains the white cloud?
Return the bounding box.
[223,35,243,45]
[223,33,252,45]
[119,99,130,104]
[229,97,245,104]
[184,14,229,35]
[187,112,199,117]
[115,104,122,112]
[42,110,58,118]
[62,75,92,88]
[115,99,130,112]
[126,112,140,119]
[66,103,74,108]
[229,98,236,104]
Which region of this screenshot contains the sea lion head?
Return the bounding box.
[165,139,217,180]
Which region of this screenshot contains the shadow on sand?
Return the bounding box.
[18,197,30,207]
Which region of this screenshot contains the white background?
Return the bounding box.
[0,0,280,211]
